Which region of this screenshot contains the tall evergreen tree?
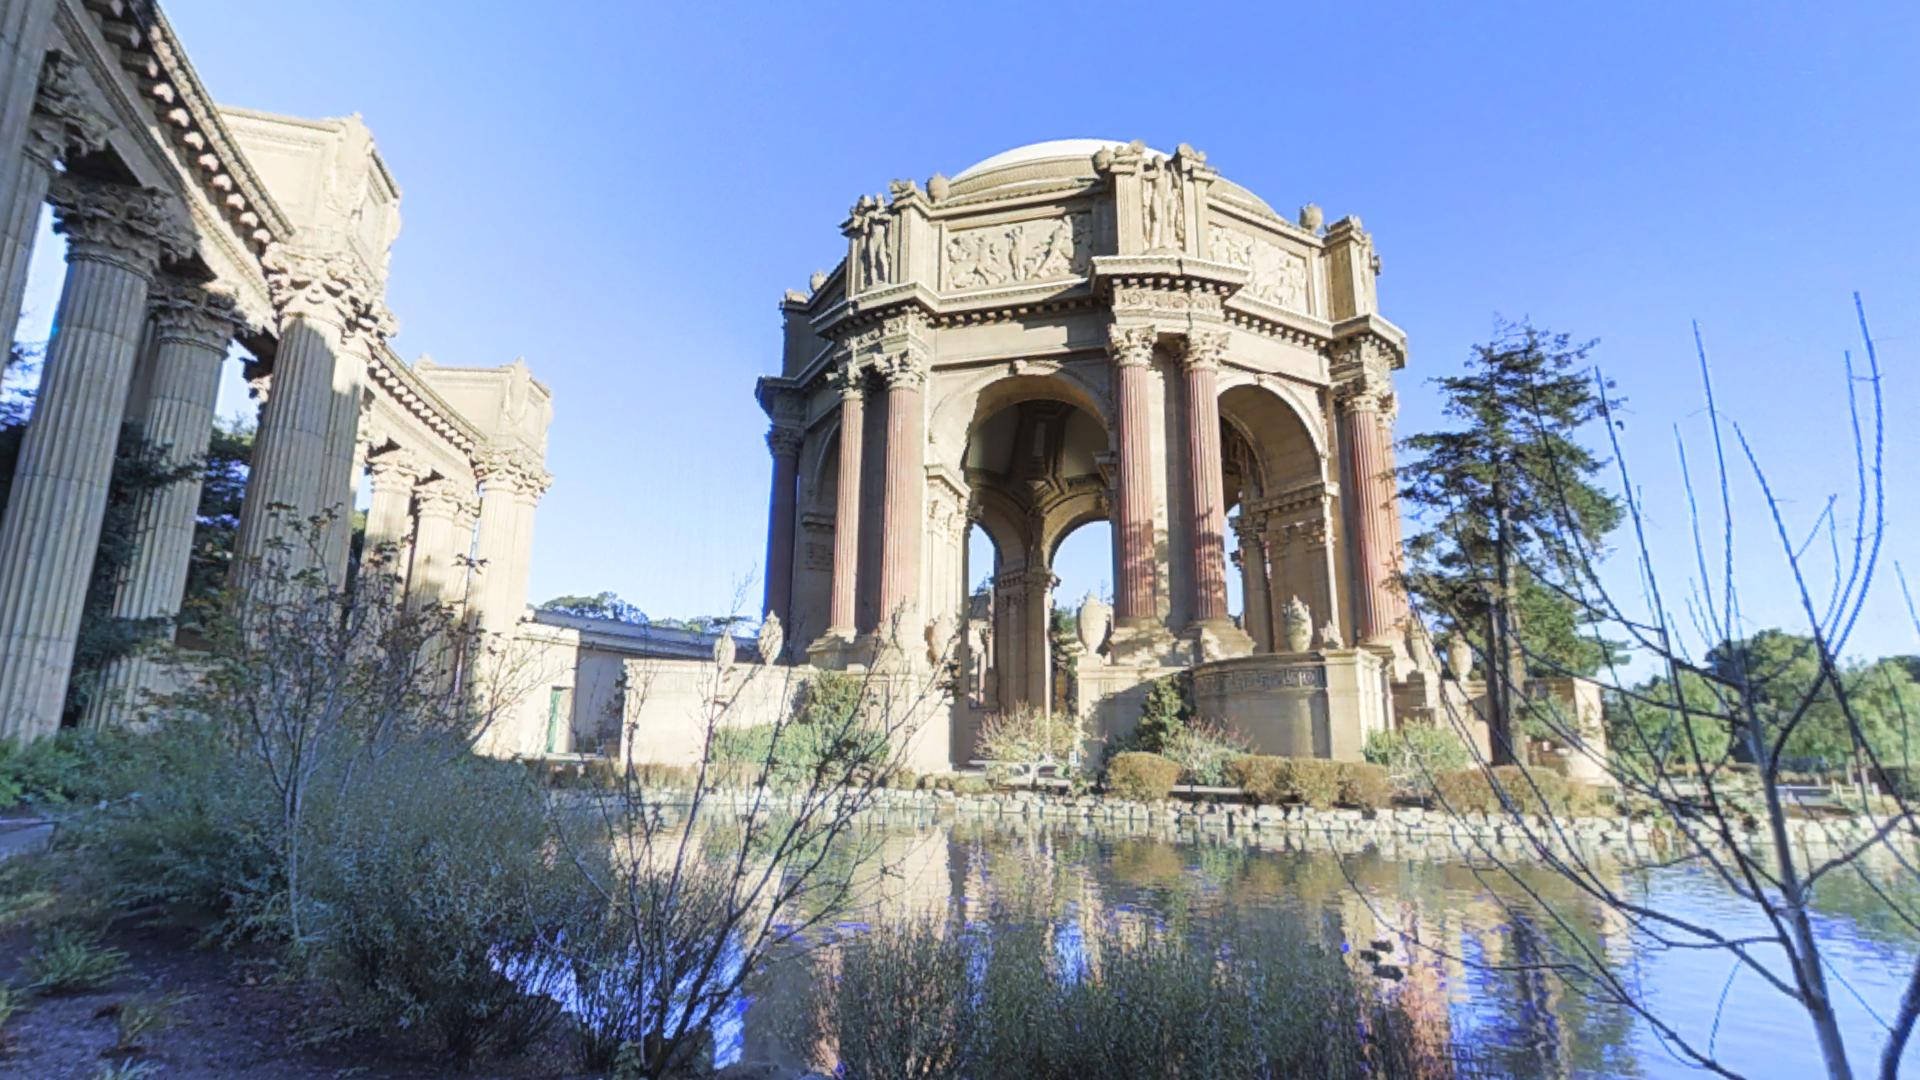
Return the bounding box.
[1399,321,1624,758]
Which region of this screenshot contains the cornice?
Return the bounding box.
[365,342,482,456]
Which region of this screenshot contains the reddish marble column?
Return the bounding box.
[761,424,802,635]
[1107,325,1157,625]
[1183,330,1230,624]
[1338,376,1400,642]
[875,356,926,640]
[827,365,865,637]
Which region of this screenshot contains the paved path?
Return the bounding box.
[0,816,52,861]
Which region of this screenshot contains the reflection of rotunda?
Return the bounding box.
[756,139,1437,762]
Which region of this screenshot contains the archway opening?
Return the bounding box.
[1217,384,1327,653]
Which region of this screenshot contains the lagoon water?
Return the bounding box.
[712,820,1919,1079]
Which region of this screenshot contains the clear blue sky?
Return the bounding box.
[30,2,1920,661]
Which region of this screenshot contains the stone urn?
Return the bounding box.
[755,613,783,665]
[1076,591,1112,662]
[1282,596,1313,653]
[1446,636,1473,681]
[712,629,736,670]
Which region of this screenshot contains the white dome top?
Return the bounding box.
[953,139,1163,180]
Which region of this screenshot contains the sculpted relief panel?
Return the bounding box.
[1208,225,1309,313]
[944,212,1091,291]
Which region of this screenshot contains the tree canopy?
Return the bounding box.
[538,591,649,624]
[1399,320,1625,678]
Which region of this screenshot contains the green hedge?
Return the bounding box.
[1226,756,1391,810]
[1432,765,1569,816]
[1106,752,1182,802]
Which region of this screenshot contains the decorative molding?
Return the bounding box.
[260,243,381,329]
[25,54,109,168]
[1183,328,1229,372]
[1107,324,1156,368]
[766,425,805,458]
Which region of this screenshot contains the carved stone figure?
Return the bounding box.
[756,612,784,665]
[1315,621,1344,650]
[944,212,1090,291]
[1142,158,1184,250]
[928,611,957,664]
[1282,595,1313,653]
[712,629,736,670]
[1208,225,1308,311]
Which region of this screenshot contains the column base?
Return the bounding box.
[1189,618,1255,662]
[1107,620,1182,667]
[806,630,867,671]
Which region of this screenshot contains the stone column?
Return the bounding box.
[992,570,1027,706]
[1024,566,1054,712]
[407,478,465,607]
[1336,369,1400,643]
[761,424,802,635]
[874,354,926,647]
[1233,515,1273,652]
[360,449,422,590]
[84,281,241,728]
[1180,330,1249,659]
[0,177,185,741]
[234,246,378,587]
[1107,325,1157,627]
[823,361,864,640]
[471,448,544,638]
[1,54,104,349]
[316,319,388,583]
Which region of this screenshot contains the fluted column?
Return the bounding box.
[1233,515,1273,652]
[234,246,383,587]
[823,361,864,639]
[1107,325,1157,626]
[407,478,465,607]
[84,282,241,728]
[874,354,926,645]
[0,177,186,741]
[1182,330,1230,626]
[1,55,105,351]
[1336,369,1400,643]
[761,424,802,635]
[317,322,387,582]
[361,450,422,591]
[471,448,546,638]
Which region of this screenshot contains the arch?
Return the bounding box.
[929,364,1112,473]
[801,414,840,509]
[1218,381,1325,497]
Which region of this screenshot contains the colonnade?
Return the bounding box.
[0,18,550,740]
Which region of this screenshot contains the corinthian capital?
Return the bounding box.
[148,279,245,349]
[472,444,549,496]
[261,243,382,330]
[50,176,191,276]
[366,449,425,492]
[876,352,927,390]
[827,355,865,399]
[1183,328,1229,371]
[1107,324,1157,368]
[26,55,109,168]
[767,424,805,459]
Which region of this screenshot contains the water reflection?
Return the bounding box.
[554,820,1920,1077]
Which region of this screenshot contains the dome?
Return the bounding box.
[952,139,1163,180]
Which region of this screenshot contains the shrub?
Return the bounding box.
[1226,756,1342,809]
[710,720,889,786]
[24,925,127,995]
[1432,765,1572,817]
[1132,673,1192,753]
[1336,762,1392,809]
[307,741,572,1065]
[0,727,146,808]
[951,775,993,796]
[829,917,976,1080]
[1105,752,1182,802]
[1362,722,1471,797]
[977,703,1078,764]
[1159,721,1251,786]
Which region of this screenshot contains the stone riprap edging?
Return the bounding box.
[555,784,1914,864]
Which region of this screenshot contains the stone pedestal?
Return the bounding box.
[1190,650,1390,761]
[84,282,240,729]
[0,178,183,741]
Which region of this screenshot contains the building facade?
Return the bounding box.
[0,0,553,742]
[759,139,1438,761]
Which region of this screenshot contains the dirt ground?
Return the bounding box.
[0,917,612,1079]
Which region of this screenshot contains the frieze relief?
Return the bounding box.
[1210,666,1328,693]
[1111,285,1223,319]
[1208,225,1308,313]
[944,212,1091,291]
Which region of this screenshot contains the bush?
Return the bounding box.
[1432,765,1572,817]
[0,727,146,808]
[829,918,976,1080]
[1362,723,1472,797]
[1132,673,1193,753]
[307,740,573,1064]
[977,703,1078,764]
[710,720,889,786]
[1226,756,1342,809]
[1106,752,1182,802]
[24,925,127,995]
[1336,762,1392,809]
[1159,721,1250,786]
